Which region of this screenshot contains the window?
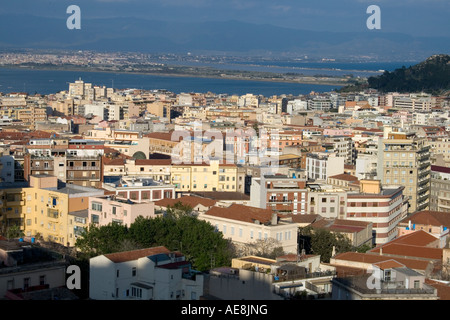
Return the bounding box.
[39,275,46,286]
[132,267,137,277]
[91,202,102,211]
[23,278,30,290]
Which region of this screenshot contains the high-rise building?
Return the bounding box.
[377,130,431,213]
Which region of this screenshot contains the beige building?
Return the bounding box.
[171,160,245,193]
[377,131,431,213]
[199,204,298,255]
[1,175,104,247]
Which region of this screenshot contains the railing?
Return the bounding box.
[66,176,100,181]
[268,199,293,203]
[67,166,100,171]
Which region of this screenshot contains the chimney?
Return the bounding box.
[271,213,278,225]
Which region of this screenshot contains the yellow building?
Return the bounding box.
[171,160,245,193]
[1,175,104,247]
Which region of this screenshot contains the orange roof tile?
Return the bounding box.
[425,279,450,300]
[205,204,275,224]
[332,252,432,271]
[372,259,406,270]
[371,243,443,260]
[400,210,450,228]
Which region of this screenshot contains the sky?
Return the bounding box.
[0,0,449,38]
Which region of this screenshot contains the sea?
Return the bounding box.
[0,60,416,97]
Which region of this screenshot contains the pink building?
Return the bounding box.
[88,195,156,227]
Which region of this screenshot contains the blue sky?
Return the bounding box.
[1,0,449,37]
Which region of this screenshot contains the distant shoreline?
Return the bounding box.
[0,64,350,87]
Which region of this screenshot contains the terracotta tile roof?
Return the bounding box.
[400,210,450,229]
[103,246,170,263]
[332,252,432,272]
[372,259,406,270]
[204,204,275,224]
[144,131,176,141]
[155,196,216,208]
[103,158,126,165]
[311,218,369,233]
[291,214,322,224]
[386,229,438,247]
[425,279,450,300]
[328,173,359,182]
[135,159,172,166]
[370,243,443,261]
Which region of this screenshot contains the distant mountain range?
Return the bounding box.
[0,14,449,61]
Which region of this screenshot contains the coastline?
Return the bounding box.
[0,64,351,87]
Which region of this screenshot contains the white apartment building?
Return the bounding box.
[199,204,298,256]
[305,152,345,182]
[346,181,408,245]
[89,246,204,300]
[393,94,433,112]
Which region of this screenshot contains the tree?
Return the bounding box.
[75,222,129,258]
[298,226,352,263]
[76,214,235,272]
[165,201,193,219]
[244,238,285,259]
[4,225,24,239]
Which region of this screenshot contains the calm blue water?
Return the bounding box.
[154,60,418,77]
[0,67,343,96]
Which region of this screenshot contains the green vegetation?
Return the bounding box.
[339,54,450,94]
[75,206,234,272]
[298,226,353,263]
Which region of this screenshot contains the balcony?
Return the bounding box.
[67,166,100,171]
[268,199,293,203]
[67,176,100,181]
[47,208,59,219]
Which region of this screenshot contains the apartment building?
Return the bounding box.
[397,210,450,247]
[89,246,204,300]
[323,136,356,165]
[305,152,345,182]
[393,93,433,112]
[0,239,68,299]
[199,204,298,255]
[427,137,450,165]
[346,180,408,245]
[249,172,308,215]
[103,176,175,203]
[0,175,104,247]
[430,165,450,212]
[16,106,48,130]
[306,185,348,219]
[103,158,172,184]
[171,160,245,193]
[88,195,156,227]
[145,131,180,156]
[66,139,104,188]
[377,131,431,213]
